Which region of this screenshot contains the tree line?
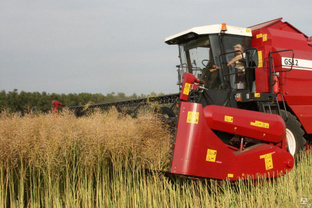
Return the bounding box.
[0,89,159,114]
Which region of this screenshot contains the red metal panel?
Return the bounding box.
[171,102,237,180]
[235,144,294,178]
[171,102,294,180]
[180,73,201,101]
[249,18,283,31]
[204,105,286,143]
[251,19,312,133]
[252,42,272,92]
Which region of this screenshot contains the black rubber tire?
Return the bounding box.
[280,110,306,159]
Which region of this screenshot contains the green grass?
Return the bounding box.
[0,109,311,207]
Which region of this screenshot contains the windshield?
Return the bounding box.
[179,36,220,89]
[178,34,251,90]
[179,36,210,76]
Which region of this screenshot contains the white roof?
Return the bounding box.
[165,24,252,44]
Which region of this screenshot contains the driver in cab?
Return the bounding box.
[227,44,246,89]
[201,61,220,89]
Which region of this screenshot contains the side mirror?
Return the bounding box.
[245,48,258,68]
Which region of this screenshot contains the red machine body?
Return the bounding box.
[204,105,286,143]
[170,102,294,180]
[180,73,204,101]
[170,60,295,180]
[250,18,312,134]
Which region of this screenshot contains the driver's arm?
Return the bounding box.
[227,54,243,66]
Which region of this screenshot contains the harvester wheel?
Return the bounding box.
[281,110,306,159]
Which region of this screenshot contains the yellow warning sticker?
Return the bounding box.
[260,153,273,170]
[263,34,268,42]
[246,29,251,33]
[206,149,217,162]
[250,120,270,129]
[227,173,234,178]
[256,33,263,38]
[254,93,260,97]
[187,111,199,124]
[258,50,263,68]
[183,83,191,95]
[224,115,233,123]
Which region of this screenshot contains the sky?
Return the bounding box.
[1,0,311,95]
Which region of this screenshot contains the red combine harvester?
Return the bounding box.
[165,18,312,180]
[69,18,311,180]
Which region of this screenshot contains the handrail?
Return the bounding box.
[268,49,295,93]
[269,49,295,73]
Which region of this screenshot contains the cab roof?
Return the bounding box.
[165,24,252,45]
